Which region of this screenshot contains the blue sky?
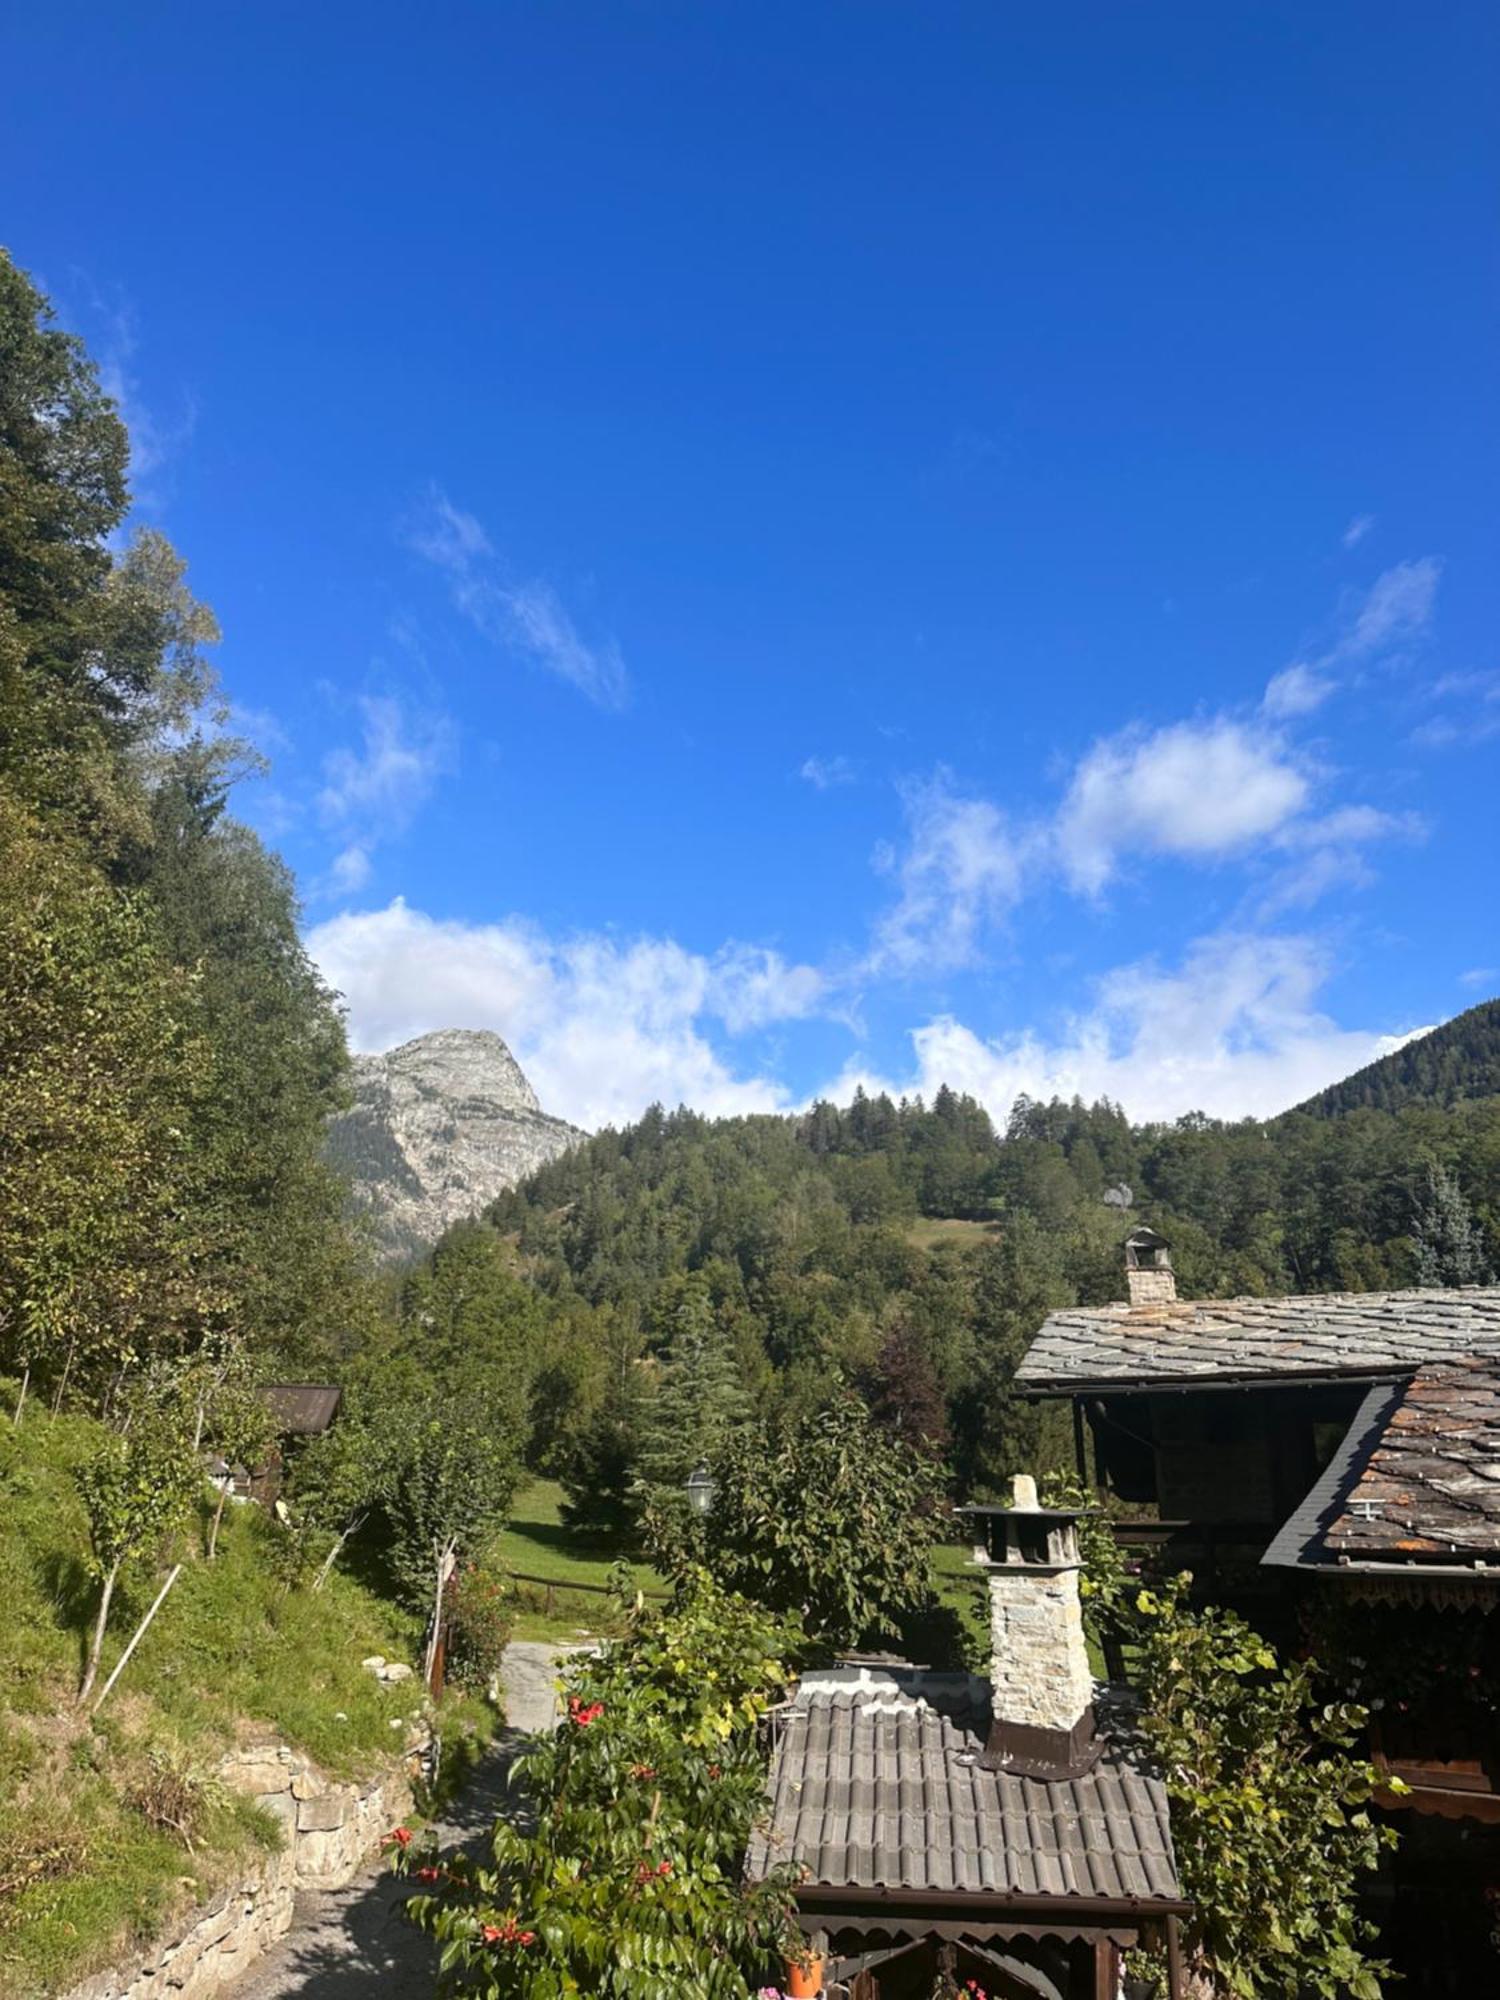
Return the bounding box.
[7,3,1497,1128]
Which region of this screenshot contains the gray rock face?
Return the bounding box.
[327,1028,582,1264]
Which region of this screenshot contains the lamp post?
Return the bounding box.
[685,1465,716,1517]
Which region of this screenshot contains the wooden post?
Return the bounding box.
[1073,1398,1089,1486]
[1092,1937,1117,2000]
[93,1563,184,1712]
[1165,1915,1185,2000]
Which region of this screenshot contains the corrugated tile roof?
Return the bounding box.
[1016,1287,1500,1393]
[745,1671,1180,1907]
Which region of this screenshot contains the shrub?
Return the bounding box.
[444,1563,514,1694]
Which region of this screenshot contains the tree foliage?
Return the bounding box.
[75,1388,200,1702]
[697,1399,944,1651]
[1120,1576,1396,1999]
[0,246,364,1411]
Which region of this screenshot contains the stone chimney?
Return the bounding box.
[1124,1226,1176,1307]
[962,1476,1099,1779]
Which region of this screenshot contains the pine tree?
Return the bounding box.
[634,1275,749,1495]
[1412,1163,1492,1286]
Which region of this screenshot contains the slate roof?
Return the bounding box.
[1329,1359,1500,1561]
[1261,1383,1404,1572]
[1016,1287,1500,1394]
[1264,1360,1500,1570]
[259,1383,342,1434]
[745,1670,1181,1907]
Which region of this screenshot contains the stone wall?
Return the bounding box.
[61,1730,430,2000]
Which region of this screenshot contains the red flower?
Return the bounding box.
[628,1762,656,1780]
[388,1827,412,1848]
[567,1696,605,1727]
[481,1916,538,1948]
[416,1865,441,1883]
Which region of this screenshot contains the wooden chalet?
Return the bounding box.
[1018,1236,1500,1994]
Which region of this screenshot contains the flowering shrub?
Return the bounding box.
[388,1571,802,1996]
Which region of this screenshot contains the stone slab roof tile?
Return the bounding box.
[1017,1287,1500,1392]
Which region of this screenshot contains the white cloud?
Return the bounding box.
[1410,669,1500,750]
[1263,663,1336,719]
[1255,806,1423,918]
[704,945,826,1033]
[318,694,451,829]
[799,754,856,789]
[406,490,629,710]
[308,900,821,1129]
[1342,514,1375,550]
[76,288,196,505]
[825,932,1423,1125]
[1459,967,1497,991]
[1056,720,1309,894]
[868,771,1029,972]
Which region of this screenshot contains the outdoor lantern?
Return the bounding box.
[685,1465,716,1516]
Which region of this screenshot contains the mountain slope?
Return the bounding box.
[1290,997,1500,1119]
[327,1028,583,1262]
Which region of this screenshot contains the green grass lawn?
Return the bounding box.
[493,1480,666,1643]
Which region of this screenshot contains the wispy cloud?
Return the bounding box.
[315,692,453,896]
[1262,663,1335,719]
[1409,669,1500,750]
[1257,805,1424,917]
[1459,967,1498,992]
[1342,513,1375,550]
[867,771,1029,973]
[71,282,197,507]
[1342,557,1441,659]
[406,489,629,710]
[1272,556,1442,713]
[799,754,856,790]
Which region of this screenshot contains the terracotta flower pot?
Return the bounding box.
[786,1958,823,1999]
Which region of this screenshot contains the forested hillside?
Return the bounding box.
[474,1076,1500,1505]
[1291,996,1500,1118]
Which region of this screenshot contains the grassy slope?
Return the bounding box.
[0,1406,489,1997]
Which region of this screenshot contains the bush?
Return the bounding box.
[444,1563,514,1694]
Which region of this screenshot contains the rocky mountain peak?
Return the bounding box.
[366,1027,545,1117]
[327,1027,582,1264]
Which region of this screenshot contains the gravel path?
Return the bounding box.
[225,1641,585,1998]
